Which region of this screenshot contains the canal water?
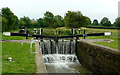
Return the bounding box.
[40,40,91,73]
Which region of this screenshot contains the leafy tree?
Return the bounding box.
[37,18,44,27]
[43,11,54,27]
[114,17,120,27]
[2,17,8,31]
[82,16,91,27]
[53,15,64,27]
[100,17,111,26]
[2,7,19,31]
[19,16,31,28]
[64,11,90,28]
[93,19,99,25]
[31,19,39,28]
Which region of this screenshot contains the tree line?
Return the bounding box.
[1,7,120,31]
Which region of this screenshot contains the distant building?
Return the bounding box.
[31,19,36,23]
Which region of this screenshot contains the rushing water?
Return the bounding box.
[40,40,91,73]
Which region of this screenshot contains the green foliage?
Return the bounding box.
[64,11,90,28]
[114,17,120,27]
[2,34,26,40]
[43,11,64,28]
[2,7,119,30]
[2,7,19,31]
[54,15,64,27]
[92,19,98,25]
[19,16,31,28]
[43,11,55,27]
[37,18,44,27]
[100,17,111,26]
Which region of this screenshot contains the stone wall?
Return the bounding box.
[76,40,120,73]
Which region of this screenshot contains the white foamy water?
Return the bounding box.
[40,40,91,73]
[43,54,80,73]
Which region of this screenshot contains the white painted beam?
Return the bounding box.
[104,32,111,36]
[3,32,11,36]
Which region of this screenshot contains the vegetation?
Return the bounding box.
[2,7,19,31]
[100,17,111,26]
[92,19,99,26]
[64,11,91,28]
[82,28,119,50]
[1,7,119,32]
[114,17,120,27]
[2,34,26,40]
[2,42,37,73]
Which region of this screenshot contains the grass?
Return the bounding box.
[94,40,118,50]
[2,35,26,40]
[2,42,37,73]
[81,27,119,50]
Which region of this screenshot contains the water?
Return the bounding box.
[40,40,91,73]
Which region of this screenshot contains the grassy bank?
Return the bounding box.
[83,28,119,50]
[2,35,26,40]
[2,42,37,73]
[40,27,119,50]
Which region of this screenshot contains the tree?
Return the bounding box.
[19,16,31,28]
[43,11,54,27]
[100,17,111,26]
[37,18,44,27]
[2,17,8,31]
[114,17,120,27]
[53,15,64,27]
[93,19,99,25]
[2,7,19,31]
[64,11,90,28]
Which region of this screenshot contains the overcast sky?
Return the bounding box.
[0,0,119,23]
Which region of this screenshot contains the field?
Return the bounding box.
[2,42,37,73]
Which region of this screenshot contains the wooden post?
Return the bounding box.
[40,28,43,35]
[54,36,59,54]
[71,28,74,35]
[78,29,80,34]
[50,40,52,54]
[26,30,28,39]
[83,29,86,39]
[62,39,64,54]
[40,28,43,41]
[71,28,74,39]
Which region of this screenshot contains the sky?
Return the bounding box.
[0,0,120,23]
